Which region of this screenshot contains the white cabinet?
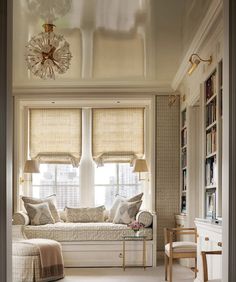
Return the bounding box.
[194,219,222,282]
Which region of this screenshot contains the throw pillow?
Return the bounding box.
[21,194,60,223]
[108,192,143,222]
[113,200,142,224]
[24,202,55,225]
[65,205,105,223]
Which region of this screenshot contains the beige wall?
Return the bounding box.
[155,95,180,252]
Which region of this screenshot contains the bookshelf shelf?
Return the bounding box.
[203,61,222,219]
[206,121,217,131]
[206,93,217,105]
[205,185,217,189]
[180,108,187,214]
[206,152,217,159]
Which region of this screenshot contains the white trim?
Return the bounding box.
[13,81,173,95]
[171,0,223,91]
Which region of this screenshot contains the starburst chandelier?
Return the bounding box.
[25,23,72,80]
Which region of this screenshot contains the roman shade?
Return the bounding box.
[92,108,144,166]
[30,109,82,167]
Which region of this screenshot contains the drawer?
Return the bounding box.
[63,249,153,267]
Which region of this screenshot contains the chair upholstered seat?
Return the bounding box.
[13,241,40,256]
[165,241,197,253]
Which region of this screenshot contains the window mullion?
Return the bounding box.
[55,165,57,195]
[116,163,119,195]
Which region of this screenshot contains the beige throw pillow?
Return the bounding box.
[65,205,105,223]
[113,200,142,224]
[24,202,55,225]
[108,193,143,222]
[22,194,60,222]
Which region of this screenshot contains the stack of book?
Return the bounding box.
[182,148,187,168]
[206,99,216,126]
[181,128,187,147]
[205,156,217,186]
[206,72,216,100]
[206,128,217,155]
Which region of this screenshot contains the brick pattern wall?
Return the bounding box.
[155,96,180,251]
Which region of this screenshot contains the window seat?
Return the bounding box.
[13,211,157,267]
[23,222,153,241]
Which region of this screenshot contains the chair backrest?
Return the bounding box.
[201,250,222,282]
[164,227,197,244]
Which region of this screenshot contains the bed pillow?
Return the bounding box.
[24,202,55,225]
[113,200,142,224]
[65,205,105,223]
[108,192,143,222]
[21,194,60,223]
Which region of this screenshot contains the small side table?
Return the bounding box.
[122,235,147,270]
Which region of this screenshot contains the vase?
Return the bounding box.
[133,230,140,236]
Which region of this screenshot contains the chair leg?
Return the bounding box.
[169,256,173,282]
[165,254,168,281]
[195,257,197,278]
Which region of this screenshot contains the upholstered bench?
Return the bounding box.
[12,226,65,282]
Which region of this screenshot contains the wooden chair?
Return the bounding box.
[164,227,197,282]
[201,250,222,282]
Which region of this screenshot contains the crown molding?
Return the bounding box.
[171,0,223,91]
[13,80,173,95]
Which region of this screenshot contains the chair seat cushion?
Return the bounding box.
[165,241,197,253]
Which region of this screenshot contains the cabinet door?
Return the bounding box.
[197,230,222,281]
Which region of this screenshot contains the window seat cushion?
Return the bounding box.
[23,222,153,241]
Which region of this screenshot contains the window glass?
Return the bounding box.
[95,163,141,209]
[32,164,80,209]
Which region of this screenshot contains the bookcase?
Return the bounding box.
[203,61,222,219]
[180,108,187,214]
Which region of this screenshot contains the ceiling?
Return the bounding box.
[13,0,213,91]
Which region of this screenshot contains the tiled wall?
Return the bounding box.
[155,95,180,252]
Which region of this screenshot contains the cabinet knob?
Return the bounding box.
[205,237,209,241]
[217,242,222,247]
[119,253,123,258]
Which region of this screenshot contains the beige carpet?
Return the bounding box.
[62,264,195,282]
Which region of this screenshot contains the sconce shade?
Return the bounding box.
[24,160,40,173]
[133,159,148,173]
[188,54,212,75]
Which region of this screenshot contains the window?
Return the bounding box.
[95,163,141,209]
[32,164,80,209]
[26,107,147,210]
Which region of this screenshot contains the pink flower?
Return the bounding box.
[128,221,144,231]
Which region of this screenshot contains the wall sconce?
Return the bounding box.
[168,94,186,107]
[188,53,212,75]
[133,159,149,181]
[20,160,40,184]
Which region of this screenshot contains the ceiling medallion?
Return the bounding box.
[25,23,72,80]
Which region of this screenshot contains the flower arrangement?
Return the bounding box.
[128,221,144,233]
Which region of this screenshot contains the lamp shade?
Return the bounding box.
[187,59,200,75]
[24,160,40,173]
[133,159,148,173]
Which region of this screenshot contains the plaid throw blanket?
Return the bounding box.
[24,238,64,280]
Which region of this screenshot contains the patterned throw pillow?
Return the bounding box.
[65,205,105,223]
[24,202,55,225]
[22,194,60,223]
[113,200,142,224]
[108,193,143,222]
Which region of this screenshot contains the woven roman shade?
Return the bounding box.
[30,109,82,167]
[92,108,144,166]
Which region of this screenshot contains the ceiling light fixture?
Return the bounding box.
[188,53,212,75]
[25,23,72,80]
